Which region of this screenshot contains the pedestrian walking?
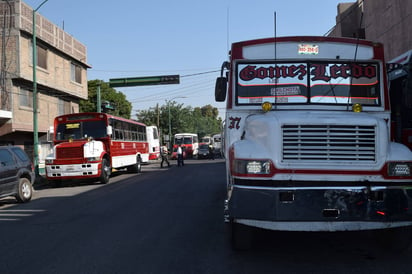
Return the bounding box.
[209,145,215,160]
[177,145,184,167]
[160,145,170,168]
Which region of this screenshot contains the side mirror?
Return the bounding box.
[107,125,113,136]
[215,77,227,102]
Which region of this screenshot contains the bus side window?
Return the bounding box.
[131,125,138,140]
[124,123,130,141]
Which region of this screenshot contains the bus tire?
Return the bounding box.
[128,156,141,173]
[231,222,254,250]
[135,156,142,173]
[100,158,111,184]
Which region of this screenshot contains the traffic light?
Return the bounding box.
[101,101,115,112]
[109,75,180,88]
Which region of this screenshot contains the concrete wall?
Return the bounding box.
[0,0,89,159]
[329,0,412,61]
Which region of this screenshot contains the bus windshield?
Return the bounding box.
[175,137,193,145]
[236,61,380,106]
[56,120,107,140]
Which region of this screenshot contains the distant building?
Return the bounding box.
[328,0,412,61]
[0,0,90,167]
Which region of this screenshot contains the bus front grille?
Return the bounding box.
[56,147,83,159]
[282,124,376,162]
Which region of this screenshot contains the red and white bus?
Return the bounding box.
[146,125,160,160]
[216,36,412,250]
[45,112,149,184]
[173,133,199,158]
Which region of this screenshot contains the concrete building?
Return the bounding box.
[328,0,412,61]
[0,0,90,165]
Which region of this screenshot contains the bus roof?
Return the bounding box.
[55,112,146,126]
[388,49,412,81]
[230,36,383,61]
[389,49,412,65]
[174,133,197,136]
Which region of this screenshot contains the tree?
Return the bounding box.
[136,102,222,142]
[80,80,132,119]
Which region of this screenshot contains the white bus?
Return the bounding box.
[146,125,160,161]
[174,133,199,158]
[212,134,222,156]
[216,36,412,250]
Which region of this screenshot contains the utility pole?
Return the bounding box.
[97,81,101,112]
[32,0,49,177]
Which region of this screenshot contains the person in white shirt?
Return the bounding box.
[160,145,170,168]
[177,145,184,167]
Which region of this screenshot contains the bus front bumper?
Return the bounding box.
[46,163,100,179]
[226,181,412,231]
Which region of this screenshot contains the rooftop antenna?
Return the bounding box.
[274,11,277,60]
[226,7,230,55]
[273,11,278,109]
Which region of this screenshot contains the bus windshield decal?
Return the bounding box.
[236,62,380,106]
[66,123,80,129]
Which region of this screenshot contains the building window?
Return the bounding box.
[58,99,70,115]
[37,45,47,69]
[19,88,33,108]
[71,63,82,84]
[30,41,47,69]
[29,42,48,70]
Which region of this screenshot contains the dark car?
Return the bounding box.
[197,144,211,159]
[0,146,34,203]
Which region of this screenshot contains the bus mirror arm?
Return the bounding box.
[215,61,230,102]
[220,61,230,77]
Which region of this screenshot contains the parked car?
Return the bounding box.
[197,143,211,159]
[0,146,35,203]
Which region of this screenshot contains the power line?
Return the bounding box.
[323,0,364,36]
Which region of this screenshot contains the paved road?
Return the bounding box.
[0,159,411,274]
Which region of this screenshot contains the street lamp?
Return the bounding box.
[167,96,186,151]
[32,0,49,177]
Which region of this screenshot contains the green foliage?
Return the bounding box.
[136,102,222,142]
[80,80,132,119]
[81,80,223,140]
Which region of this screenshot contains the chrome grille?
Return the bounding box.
[282,124,376,162]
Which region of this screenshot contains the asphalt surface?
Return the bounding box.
[0,159,412,274]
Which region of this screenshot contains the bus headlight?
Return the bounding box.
[388,162,412,176]
[233,159,273,175]
[45,159,54,164]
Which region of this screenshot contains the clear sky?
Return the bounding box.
[24,0,352,117]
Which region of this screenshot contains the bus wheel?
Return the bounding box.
[100,158,111,184]
[231,221,254,250]
[127,156,141,173]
